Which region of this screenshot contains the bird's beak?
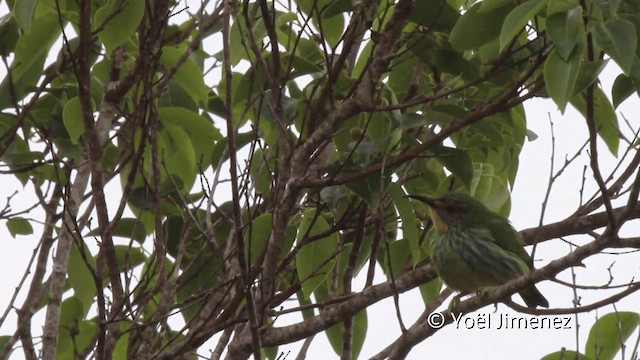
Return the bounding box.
[405,194,437,207]
[406,194,449,231]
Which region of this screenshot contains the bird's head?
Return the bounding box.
[407,193,486,232]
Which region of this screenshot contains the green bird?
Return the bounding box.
[408,192,549,308]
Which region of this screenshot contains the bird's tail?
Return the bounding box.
[519,285,549,308]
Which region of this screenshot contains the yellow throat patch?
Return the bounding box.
[429,208,449,232]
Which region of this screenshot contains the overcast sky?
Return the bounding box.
[0,2,639,359]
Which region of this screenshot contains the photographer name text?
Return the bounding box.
[427,312,573,330]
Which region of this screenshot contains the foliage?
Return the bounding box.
[542,311,640,360]
[0,0,639,359]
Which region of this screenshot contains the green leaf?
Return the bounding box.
[540,350,592,360]
[0,14,61,110]
[159,47,209,106]
[244,213,273,264]
[0,15,20,56]
[388,183,420,266]
[90,218,148,243]
[261,345,278,360]
[380,239,411,277]
[479,0,516,12]
[591,19,637,75]
[0,336,12,358]
[431,145,474,190]
[62,97,87,144]
[94,0,145,53]
[419,278,442,304]
[572,60,608,97]
[585,312,640,360]
[158,107,220,169]
[450,3,514,51]
[295,209,339,299]
[6,217,33,237]
[158,123,196,187]
[211,131,253,165]
[544,47,581,113]
[249,148,273,195]
[59,296,84,326]
[71,320,98,357]
[325,310,368,359]
[394,113,426,129]
[546,6,583,61]
[592,0,622,18]
[111,245,146,276]
[345,173,387,209]
[612,74,635,108]
[323,0,355,18]
[547,0,581,15]
[408,0,459,31]
[68,242,97,315]
[56,306,86,359]
[500,0,549,52]
[570,86,620,155]
[11,0,38,32]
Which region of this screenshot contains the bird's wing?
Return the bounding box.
[485,213,534,268]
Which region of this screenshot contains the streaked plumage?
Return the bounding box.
[409,192,548,308]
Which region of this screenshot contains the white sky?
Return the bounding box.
[0,1,639,359]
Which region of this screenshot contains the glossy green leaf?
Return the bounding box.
[591,19,637,75]
[500,0,549,52]
[244,213,273,264]
[388,183,420,266]
[94,0,145,53]
[450,3,513,51]
[159,47,209,106]
[585,312,640,360]
[295,209,339,299]
[570,86,620,155]
[612,74,635,108]
[62,96,86,144]
[546,6,583,60]
[544,47,580,113]
[11,0,38,32]
[6,217,33,237]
